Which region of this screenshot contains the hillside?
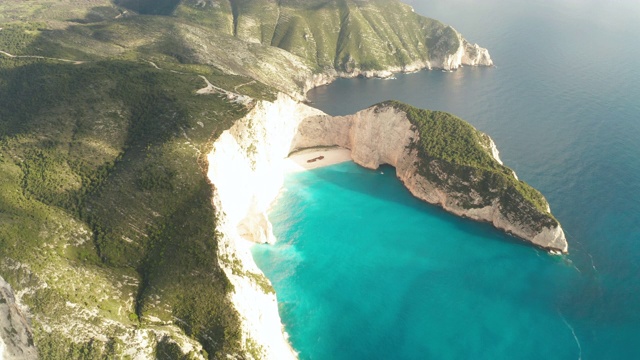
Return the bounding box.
[0,0,495,358]
[175,0,492,72]
[0,58,270,358]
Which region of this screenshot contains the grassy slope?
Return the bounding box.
[177,0,460,72]
[0,2,283,357]
[0,1,503,359]
[382,101,558,230]
[0,0,116,25]
[0,57,252,358]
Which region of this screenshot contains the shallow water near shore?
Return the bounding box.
[254,162,582,359]
[254,0,640,358]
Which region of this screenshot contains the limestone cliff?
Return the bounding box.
[293,104,567,253]
[207,96,324,360]
[206,93,567,358]
[424,30,493,71]
[0,277,37,360]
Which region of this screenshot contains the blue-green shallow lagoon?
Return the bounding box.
[253,163,580,359]
[255,1,640,358]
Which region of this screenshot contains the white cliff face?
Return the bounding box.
[0,277,37,360]
[428,30,493,71]
[485,136,504,165]
[208,95,324,245]
[207,95,324,360]
[532,226,568,253]
[461,39,493,67]
[207,95,567,359]
[295,106,566,253]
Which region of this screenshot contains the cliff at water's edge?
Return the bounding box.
[206,94,567,359]
[294,103,567,253]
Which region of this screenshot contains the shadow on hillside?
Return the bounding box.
[68,6,122,24]
[10,4,202,66]
[112,0,182,15]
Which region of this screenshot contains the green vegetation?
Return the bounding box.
[0,0,495,358]
[0,0,117,24]
[384,101,505,172]
[0,22,44,55]
[0,55,257,357]
[178,0,461,72]
[381,101,557,229]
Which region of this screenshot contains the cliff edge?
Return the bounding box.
[293,102,567,253]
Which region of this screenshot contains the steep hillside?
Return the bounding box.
[0,56,276,358]
[177,0,492,72]
[0,0,496,358]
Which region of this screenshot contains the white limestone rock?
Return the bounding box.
[0,277,37,360]
[206,93,566,359]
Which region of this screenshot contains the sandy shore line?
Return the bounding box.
[283,147,352,173]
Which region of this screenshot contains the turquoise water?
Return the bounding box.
[253,1,640,359]
[254,163,581,359]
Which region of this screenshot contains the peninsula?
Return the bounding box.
[0,0,563,358]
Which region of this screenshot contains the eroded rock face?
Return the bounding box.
[425,30,493,71]
[294,106,567,253]
[0,277,37,360]
[207,95,322,360]
[462,40,493,67]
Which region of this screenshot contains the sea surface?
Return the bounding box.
[252,1,640,358]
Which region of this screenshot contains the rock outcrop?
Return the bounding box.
[294,104,567,253]
[206,94,567,358]
[0,277,37,360]
[427,31,493,71]
[207,96,324,360]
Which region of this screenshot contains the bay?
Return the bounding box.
[254,1,640,358]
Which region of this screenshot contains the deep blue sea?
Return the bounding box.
[253,1,640,358]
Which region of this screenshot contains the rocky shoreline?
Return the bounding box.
[301,29,493,99]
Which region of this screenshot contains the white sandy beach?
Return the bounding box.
[283,147,352,173]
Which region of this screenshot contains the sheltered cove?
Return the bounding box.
[207,94,568,359]
[0,0,574,357]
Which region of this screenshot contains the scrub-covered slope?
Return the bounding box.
[293,102,568,252]
[0,57,274,358]
[176,0,492,72]
[0,0,497,358]
[386,102,566,251]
